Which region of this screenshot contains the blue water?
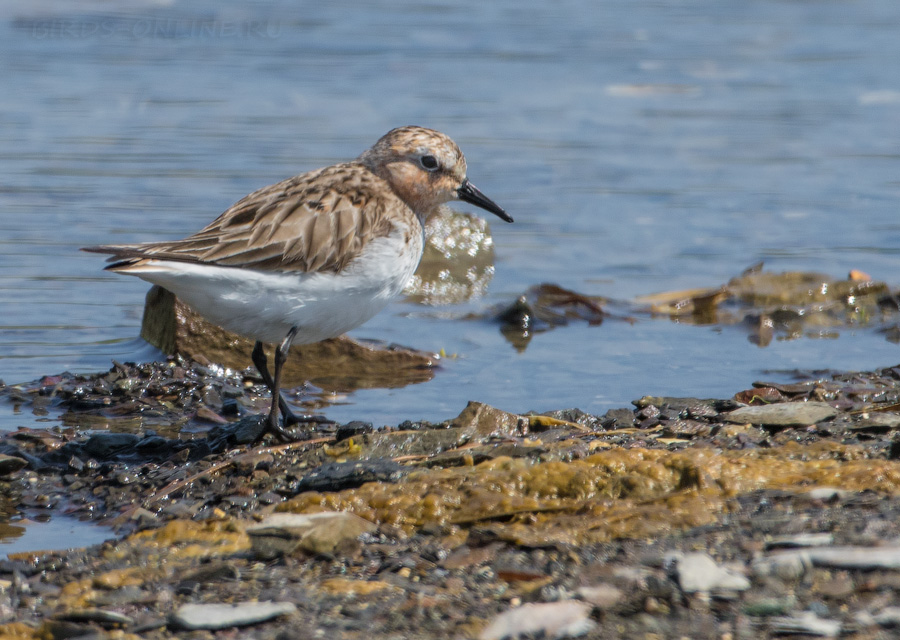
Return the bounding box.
[0,515,113,557]
[2,0,900,432]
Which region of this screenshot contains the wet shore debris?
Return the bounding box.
[5,362,900,636]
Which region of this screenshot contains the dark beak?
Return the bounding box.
[457,179,513,223]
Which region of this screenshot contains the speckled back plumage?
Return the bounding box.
[85,126,471,275]
[94,164,398,274]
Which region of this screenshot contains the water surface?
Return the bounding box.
[2,2,900,457]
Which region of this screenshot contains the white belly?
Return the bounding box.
[122,230,423,345]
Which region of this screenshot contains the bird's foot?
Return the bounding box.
[253,407,334,446]
[253,414,298,444]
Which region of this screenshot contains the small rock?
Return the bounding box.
[666,552,751,594]
[0,454,27,476]
[295,459,409,492]
[803,487,853,500]
[170,601,296,630]
[479,601,595,640]
[814,572,854,599]
[39,621,96,639]
[854,610,877,627]
[91,586,155,606]
[873,606,900,627]
[450,401,522,439]
[575,584,624,610]
[180,561,240,584]
[723,402,837,427]
[335,421,374,441]
[247,512,376,558]
[128,508,158,524]
[82,433,141,458]
[601,408,636,428]
[850,412,900,431]
[441,544,500,570]
[222,495,253,509]
[742,596,798,617]
[768,611,841,637]
[55,608,135,626]
[231,452,273,475]
[752,552,812,581]
[770,546,900,570]
[766,533,834,549]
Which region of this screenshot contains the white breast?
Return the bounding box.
[123,224,424,345]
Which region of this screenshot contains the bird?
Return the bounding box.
[84,126,513,441]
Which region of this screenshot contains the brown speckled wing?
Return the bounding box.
[84,163,398,274]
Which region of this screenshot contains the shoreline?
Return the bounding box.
[2,360,900,637]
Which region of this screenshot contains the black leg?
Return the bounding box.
[251,341,271,387]
[252,339,307,428]
[263,327,299,441]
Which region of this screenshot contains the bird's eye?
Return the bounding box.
[420,155,439,171]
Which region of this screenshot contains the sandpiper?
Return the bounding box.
[84,126,513,440]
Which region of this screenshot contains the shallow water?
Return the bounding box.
[0,515,113,557]
[2,1,900,545]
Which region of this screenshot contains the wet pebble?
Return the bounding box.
[575,583,624,610]
[82,433,141,458]
[479,601,596,640]
[55,608,134,626]
[247,511,376,558]
[723,402,837,427]
[169,601,297,630]
[232,452,273,475]
[666,552,751,594]
[0,454,27,476]
[769,545,900,570]
[766,533,834,549]
[768,610,841,637]
[294,458,409,492]
[872,606,900,627]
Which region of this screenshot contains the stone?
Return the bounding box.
[722,402,837,427]
[752,552,812,581]
[768,611,841,637]
[0,454,27,476]
[170,601,296,630]
[814,572,855,599]
[851,412,900,430]
[742,596,798,617]
[766,533,834,549]
[804,487,852,501]
[779,546,900,570]
[754,546,900,577]
[232,452,274,475]
[55,608,135,626]
[295,459,409,493]
[666,552,751,594]
[873,606,900,627]
[449,401,522,439]
[575,584,624,610]
[479,601,595,640]
[82,433,141,458]
[247,512,376,558]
